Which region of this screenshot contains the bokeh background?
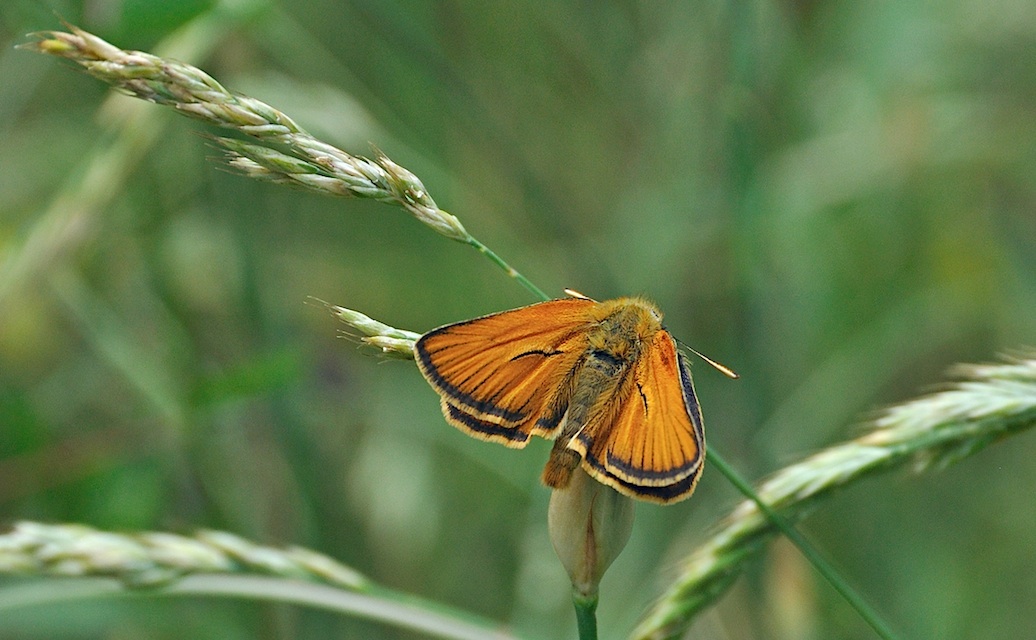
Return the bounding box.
[1,1,1034,639]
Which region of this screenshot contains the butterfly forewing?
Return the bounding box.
[440,399,532,446]
[415,298,594,444]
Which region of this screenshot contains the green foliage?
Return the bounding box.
[2,1,1035,638]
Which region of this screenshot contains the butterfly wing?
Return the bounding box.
[415,298,594,447]
[574,330,705,504]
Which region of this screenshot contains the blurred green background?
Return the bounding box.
[1,1,1034,638]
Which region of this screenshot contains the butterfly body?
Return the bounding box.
[539,298,661,487]
[415,295,706,504]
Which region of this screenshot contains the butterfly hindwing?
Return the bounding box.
[415,298,594,446]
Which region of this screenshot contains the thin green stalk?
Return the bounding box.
[707,451,899,640]
[464,236,550,301]
[573,593,599,640]
[0,576,516,640]
[0,522,518,640]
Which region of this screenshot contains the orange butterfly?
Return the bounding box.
[415,291,735,504]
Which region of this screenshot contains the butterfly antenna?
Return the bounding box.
[563,288,595,301]
[683,344,740,379]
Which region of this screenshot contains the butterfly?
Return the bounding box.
[414,290,736,504]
